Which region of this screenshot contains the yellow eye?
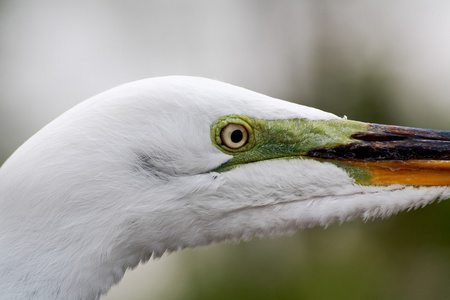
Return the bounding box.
[221,123,249,149]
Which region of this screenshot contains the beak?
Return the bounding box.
[306,123,450,186]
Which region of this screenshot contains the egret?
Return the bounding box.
[0,76,449,299]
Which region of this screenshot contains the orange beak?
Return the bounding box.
[307,124,450,186]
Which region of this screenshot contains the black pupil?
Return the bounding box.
[231,129,243,143]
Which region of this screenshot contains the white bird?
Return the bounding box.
[0,76,449,299]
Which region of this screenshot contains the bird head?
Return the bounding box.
[0,76,449,298]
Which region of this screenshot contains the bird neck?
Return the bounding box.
[0,226,146,299]
[0,170,210,299]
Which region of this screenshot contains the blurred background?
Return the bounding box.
[1,0,450,299]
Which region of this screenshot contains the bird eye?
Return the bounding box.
[221,123,249,149]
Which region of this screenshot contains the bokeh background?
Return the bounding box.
[1,1,450,299]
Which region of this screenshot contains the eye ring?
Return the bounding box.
[220,123,249,149]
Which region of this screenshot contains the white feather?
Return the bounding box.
[0,76,448,299]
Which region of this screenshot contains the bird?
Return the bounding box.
[0,76,449,299]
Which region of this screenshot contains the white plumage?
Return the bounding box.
[0,76,449,299]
